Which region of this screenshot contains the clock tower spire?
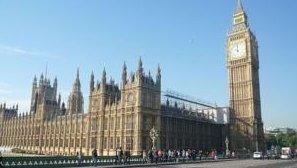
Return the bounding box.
[226,1,265,152]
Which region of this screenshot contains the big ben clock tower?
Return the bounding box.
[227,0,264,151]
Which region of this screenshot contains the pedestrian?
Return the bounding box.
[199,150,202,160]
[158,149,162,163]
[232,151,235,158]
[142,150,147,164]
[154,150,158,164]
[119,147,123,164]
[0,151,3,168]
[176,150,180,162]
[92,148,98,167]
[182,149,186,162]
[149,150,154,163]
[76,151,82,166]
[115,148,119,165]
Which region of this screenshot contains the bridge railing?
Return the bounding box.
[1,155,143,167]
[1,155,232,167]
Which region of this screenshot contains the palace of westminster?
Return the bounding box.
[0,1,265,156]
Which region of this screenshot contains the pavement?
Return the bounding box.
[80,159,297,168]
[134,159,297,168]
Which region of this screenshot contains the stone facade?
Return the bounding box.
[0,59,225,156]
[226,1,265,151]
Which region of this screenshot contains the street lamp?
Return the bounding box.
[150,127,159,151]
[225,137,230,156]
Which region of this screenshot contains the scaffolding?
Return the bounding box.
[162,89,216,110]
[161,90,218,122]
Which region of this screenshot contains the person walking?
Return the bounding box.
[92,149,98,167]
[119,148,123,164]
[0,151,3,168]
[142,150,147,164]
[76,151,82,166]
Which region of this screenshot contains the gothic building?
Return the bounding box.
[226,0,265,151]
[0,1,266,156]
[0,58,226,156]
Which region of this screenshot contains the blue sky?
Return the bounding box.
[0,0,296,129]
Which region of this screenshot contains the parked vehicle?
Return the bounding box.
[253,152,263,159]
[281,147,292,159]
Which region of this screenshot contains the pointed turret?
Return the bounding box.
[122,62,127,86]
[235,0,244,14]
[102,67,106,84]
[73,68,81,91]
[233,0,248,26]
[58,93,61,107]
[156,64,161,86]
[30,75,38,112]
[90,71,95,92]
[137,57,143,75]
[39,73,44,85]
[53,77,57,88]
[68,68,84,115]
[33,75,37,86]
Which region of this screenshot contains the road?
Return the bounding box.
[132,159,297,168]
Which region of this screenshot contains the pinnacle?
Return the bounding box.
[235,0,244,14]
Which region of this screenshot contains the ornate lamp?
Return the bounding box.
[225,137,230,156]
[149,127,159,151]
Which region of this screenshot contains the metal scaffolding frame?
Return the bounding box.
[161,89,216,110]
[161,90,218,122]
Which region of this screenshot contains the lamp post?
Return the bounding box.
[150,127,159,151]
[225,137,230,157]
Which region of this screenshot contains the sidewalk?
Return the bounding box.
[78,159,235,168]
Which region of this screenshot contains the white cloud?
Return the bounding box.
[0,83,12,95]
[0,44,60,59]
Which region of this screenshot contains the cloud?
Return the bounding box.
[0,83,12,95]
[0,44,60,59]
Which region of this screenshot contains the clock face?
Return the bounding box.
[230,41,246,59]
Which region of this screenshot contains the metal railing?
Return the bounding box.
[1,155,235,167]
[1,155,142,167]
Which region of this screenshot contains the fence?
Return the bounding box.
[1,155,142,167]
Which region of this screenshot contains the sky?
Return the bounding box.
[0,0,296,129]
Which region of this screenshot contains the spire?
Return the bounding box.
[58,93,61,107]
[40,73,44,84]
[76,68,80,82]
[232,0,248,26]
[33,75,37,86]
[156,64,161,86]
[73,68,81,91]
[235,0,244,14]
[123,62,127,73]
[102,67,106,84]
[53,76,57,87]
[122,62,127,85]
[90,71,95,92]
[137,57,143,74]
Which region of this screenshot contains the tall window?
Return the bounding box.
[126,137,133,150]
[82,138,86,148]
[103,117,108,130]
[91,118,97,131]
[126,115,133,130]
[91,137,96,148]
[109,137,114,149]
[109,117,114,130]
[103,137,108,149]
[116,117,121,130]
[116,137,121,148]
